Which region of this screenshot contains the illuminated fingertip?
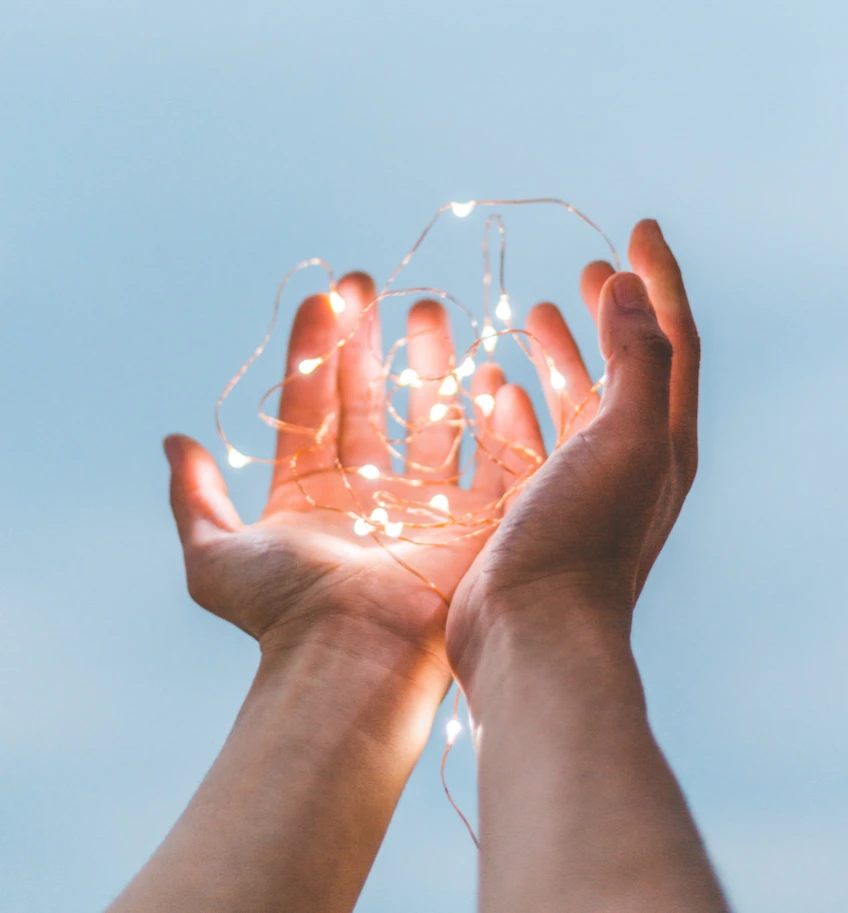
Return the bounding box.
[495,293,512,322]
[329,290,346,314]
[474,393,495,417]
[227,448,250,469]
[439,374,459,397]
[298,357,323,375]
[357,464,381,480]
[429,493,450,513]
[450,201,475,218]
[429,403,449,422]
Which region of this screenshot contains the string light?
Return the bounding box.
[213,198,620,844]
[495,293,512,322]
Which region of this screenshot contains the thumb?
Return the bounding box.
[163,435,242,548]
[598,272,673,434]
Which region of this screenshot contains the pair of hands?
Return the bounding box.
[163,218,699,717]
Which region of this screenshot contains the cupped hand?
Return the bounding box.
[447,220,700,678]
[164,272,538,687]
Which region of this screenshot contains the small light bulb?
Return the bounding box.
[474,393,495,417]
[329,290,346,314]
[450,201,475,218]
[429,493,450,514]
[227,448,250,469]
[446,718,462,744]
[398,367,422,387]
[439,374,459,396]
[599,373,608,386]
[298,357,323,375]
[456,357,476,378]
[385,521,403,538]
[353,517,371,536]
[429,403,449,422]
[370,507,389,525]
[482,323,498,354]
[495,293,512,322]
[550,368,567,391]
[357,464,381,481]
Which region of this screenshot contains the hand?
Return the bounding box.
[164,272,538,693]
[447,219,700,678]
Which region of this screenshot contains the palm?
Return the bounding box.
[166,272,527,657]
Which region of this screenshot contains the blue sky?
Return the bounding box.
[2,1,847,910]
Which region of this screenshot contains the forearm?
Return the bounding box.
[107,615,445,913]
[467,600,729,913]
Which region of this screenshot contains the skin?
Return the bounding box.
[447,220,729,912]
[107,221,727,913]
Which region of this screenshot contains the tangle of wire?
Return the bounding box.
[216,199,621,846]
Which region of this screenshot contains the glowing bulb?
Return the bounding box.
[446,718,462,744]
[474,393,495,417]
[329,290,346,314]
[370,507,389,525]
[298,357,322,375]
[550,368,567,391]
[450,201,475,218]
[456,357,476,378]
[430,403,449,422]
[599,373,608,386]
[353,517,371,536]
[398,367,422,388]
[482,323,498,354]
[227,448,250,469]
[358,464,381,480]
[385,521,403,538]
[429,493,450,514]
[439,374,459,396]
[495,293,512,322]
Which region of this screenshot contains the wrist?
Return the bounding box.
[256,609,450,754]
[453,587,643,724]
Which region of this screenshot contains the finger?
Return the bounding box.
[525,302,599,437]
[470,362,506,495]
[580,260,615,323]
[273,294,339,486]
[164,435,242,549]
[628,220,699,483]
[336,271,389,469]
[406,300,460,480]
[492,384,546,510]
[597,272,673,442]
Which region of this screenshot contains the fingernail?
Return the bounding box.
[611,273,651,312]
[646,218,664,240]
[163,435,181,466]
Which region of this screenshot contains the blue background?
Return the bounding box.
[2,1,846,910]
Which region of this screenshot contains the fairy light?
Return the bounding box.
[357,464,381,480]
[429,493,450,514]
[550,368,567,391]
[438,374,459,396]
[456,356,475,378]
[474,393,495,417]
[450,201,476,218]
[398,367,422,387]
[227,448,251,469]
[298,357,323,375]
[329,290,346,314]
[495,293,512,322]
[213,197,621,847]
